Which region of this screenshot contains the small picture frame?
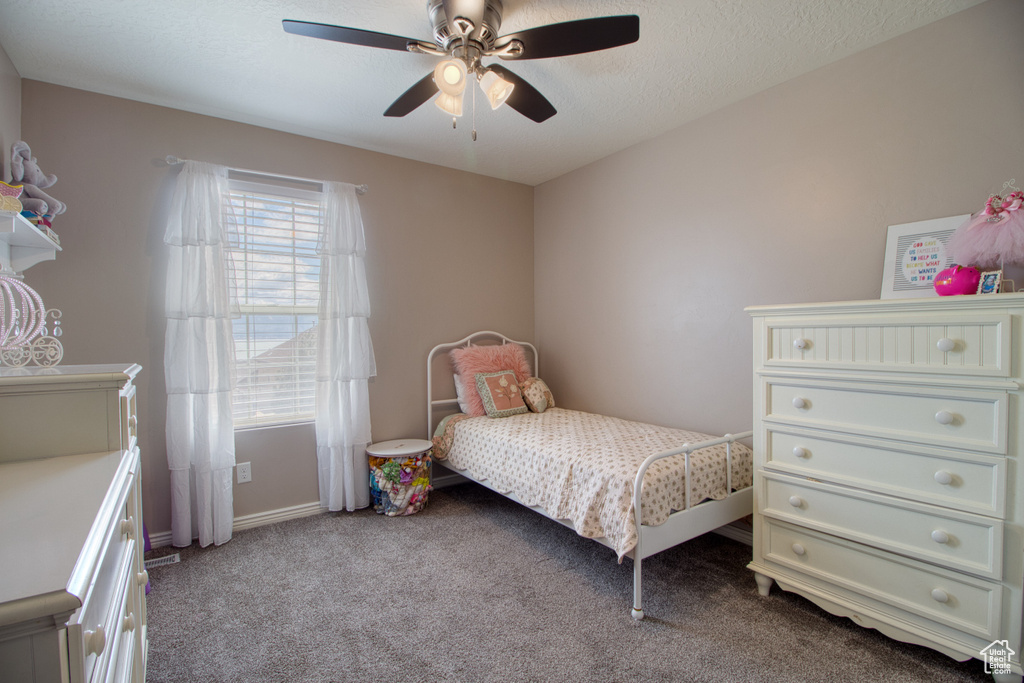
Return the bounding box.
[977,270,1002,295]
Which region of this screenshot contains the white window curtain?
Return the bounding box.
[315,181,376,511]
[164,161,237,547]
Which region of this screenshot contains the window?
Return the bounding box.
[225,178,322,428]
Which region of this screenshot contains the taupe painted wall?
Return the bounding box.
[534,0,1024,438]
[19,82,534,536]
[10,0,1023,542]
[0,42,20,182]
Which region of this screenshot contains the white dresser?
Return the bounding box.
[0,364,147,683]
[748,294,1024,682]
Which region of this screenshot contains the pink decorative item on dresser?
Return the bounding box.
[948,182,1024,270]
[933,264,980,296]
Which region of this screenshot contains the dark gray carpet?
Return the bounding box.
[145,484,991,682]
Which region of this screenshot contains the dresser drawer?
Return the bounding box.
[764,378,1007,454]
[69,539,137,683]
[105,553,142,683]
[67,453,140,683]
[761,312,1011,378]
[763,520,1003,640]
[72,478,137,635]
[765,428,1006,517]
[761,473,1002,579]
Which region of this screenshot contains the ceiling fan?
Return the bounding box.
[283,0,640,124]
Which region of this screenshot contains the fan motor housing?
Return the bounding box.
[428,0,503,51]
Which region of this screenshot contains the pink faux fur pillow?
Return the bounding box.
[451,344,533,417]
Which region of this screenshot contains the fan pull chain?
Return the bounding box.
[472,78,478,142]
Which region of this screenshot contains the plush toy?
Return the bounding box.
[10,141,66,225]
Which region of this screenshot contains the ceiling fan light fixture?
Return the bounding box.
[478,69,515,110]
[286,3,639,124]
[433,58,468,96]
[435,91,464,117]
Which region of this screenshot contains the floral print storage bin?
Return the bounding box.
[367,438,433,516]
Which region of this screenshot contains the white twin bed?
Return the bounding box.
[427,331,753,619]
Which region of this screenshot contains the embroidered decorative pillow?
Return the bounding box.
[520,377,555,413]
[451,343,532,417]
[474,370,528,418]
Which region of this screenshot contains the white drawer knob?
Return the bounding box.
[791,543,806,556]
[931,530,950,544]
[793,338,809,350]
[123,612,136,633]
[788,495,804,508]
[84,626,106,656]
[936,338,957,353]
[792,397,808,410]
[121,515,135,539]
[931,588,950,603]
[137,570,149,587]
[792,447,809,459]
[934,410,955,426]
[933,470,953,486]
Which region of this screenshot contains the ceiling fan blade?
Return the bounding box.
[283,19,419,52]
[494,15,639,60]
[488,65,556,123]
[384,73,440,117]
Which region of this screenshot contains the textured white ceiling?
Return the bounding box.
[0,0,985,186]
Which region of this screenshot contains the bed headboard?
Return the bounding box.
[426,331,539,439]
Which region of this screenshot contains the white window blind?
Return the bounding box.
[225,178,322,428]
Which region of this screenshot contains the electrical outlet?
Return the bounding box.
[237,462,252,484]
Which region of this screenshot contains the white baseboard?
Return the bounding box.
[431,471,468,489]
[146,501,324,549]
[147,496,752,551]
[147,529,174,549]
[713,521,753,546]
[233,501,323,532]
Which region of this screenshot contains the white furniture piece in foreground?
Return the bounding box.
[748,294,1024,682]
[0,364,146,683]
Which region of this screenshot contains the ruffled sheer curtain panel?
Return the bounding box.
[164,161,237,547]
[316,181,376,511]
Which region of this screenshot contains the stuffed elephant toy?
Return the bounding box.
[11,140,66,222]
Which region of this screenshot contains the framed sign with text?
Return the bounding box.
[881,215,969,299]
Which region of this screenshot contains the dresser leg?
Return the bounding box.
[754,572,774,597]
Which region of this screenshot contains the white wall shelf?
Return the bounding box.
[0,210,61,275]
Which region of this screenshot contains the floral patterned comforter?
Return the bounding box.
[432,407,752,559]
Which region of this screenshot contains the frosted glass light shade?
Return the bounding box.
[478,70,515,109]
[435,91,463,116]
[433,58,467,96]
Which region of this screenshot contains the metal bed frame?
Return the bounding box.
[427,331,753,619]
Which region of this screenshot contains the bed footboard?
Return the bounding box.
[630,430,753,620]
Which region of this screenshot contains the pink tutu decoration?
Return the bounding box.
[948,190,1024,268]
